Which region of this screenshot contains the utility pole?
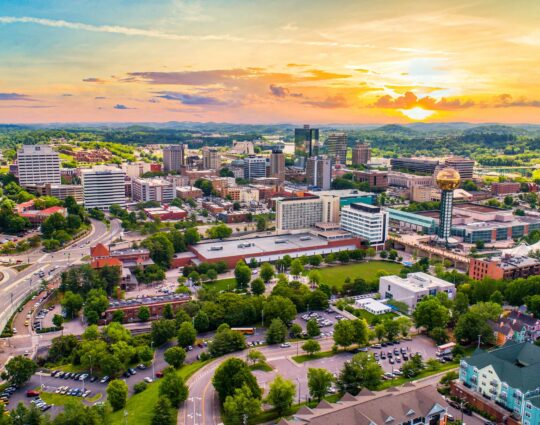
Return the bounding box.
[477,334,482,349]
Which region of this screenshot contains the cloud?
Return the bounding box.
[374,91,474,111]
[155,91,227,105]
[303,95,348,109]
[83,77,107,84]
[493,94,540,108]
[94,96,106,99]
[281,23,298,31]
[62,93,73,97]
[286,63,308,67]
[385,85,445,94]
[172,0,213,22]
[0,16,373,49]
[113,104,135,110]
[0,105,53,109]
[269,84,303,99]
[0,92,34,101]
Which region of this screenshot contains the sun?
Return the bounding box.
[400,107,435,120]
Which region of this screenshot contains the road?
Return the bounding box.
[0,219,123,362]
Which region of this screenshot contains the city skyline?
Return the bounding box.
[2,0,540,124]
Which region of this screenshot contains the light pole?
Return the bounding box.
[296,377,301,404]
[151,341,155,378]
[124,410,128,425]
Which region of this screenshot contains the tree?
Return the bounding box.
[430,327,449,344]
[413,297,450,332]
[151,319,177,346]
[111,310,124,323]
[52,314,64,329]
[213,358,261,404]
[401,354,425,378]
[159,369,189,407]
[336,352,382,395]
[251,278,265,296]
[453,292,469,318]
[184,227,200,246]
[209,324,246,357]
[266,318,288,344]
[302,339,321,357]
[394,316,412,337]
[309,255,323,267]
[290,259,304,277]
[366,248,376,258]
[374,323,386,342]
[61,291,83,318]
[306,319,320,338]
[263,296,297,326]
[527,294,540,318]
[308,368,334,402]
[177,321,197,347]
[164,346,186,369]
[255,215,267,232]
[162,303,174,320]
[246,349,266,366]
[223,385,262,425]
[289,323,302,338]
[455,311,494,345]
[260,263,274,283]
[265,375,295,416]
[194,310,210,332]
[207,223,232,239]
[141,232,175,269]
[333,319,356,348]
[3,356,36,386]
[384,320,400,341]
[234,261,252,289]
[138,306,150,322]
[107,379,128,411]
[151,397,175,425]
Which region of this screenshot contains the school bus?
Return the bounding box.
[231,327,255,335]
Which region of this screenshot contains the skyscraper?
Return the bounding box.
[435,168,461,248]
[82,166,126,210]
[202,146,220,170]
[294,125,319,168]
[351,142,371,166]
[444,157,474,180]
[243,156,267,180]
[17,145,61,187]
[163,145,186,173]
[306,156,332,190]
[326,132,347,165]
[269,145,285,182]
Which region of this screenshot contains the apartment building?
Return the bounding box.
[131,177,174,203]
[202,146,220,170]
[82,166,126,210]
[243,156,267,180]
[17,145,61,187]
[340,203,388,246]
[275,195,339,232]
[306,156,332,190]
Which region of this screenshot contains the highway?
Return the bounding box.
[0,219,122,351]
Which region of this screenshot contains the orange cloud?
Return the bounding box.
[374,91,474,110]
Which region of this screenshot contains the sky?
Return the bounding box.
[1,0,540,124]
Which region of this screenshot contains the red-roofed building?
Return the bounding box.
[91,258,123,268]
[90,243,110,258]
[14,200,67,225]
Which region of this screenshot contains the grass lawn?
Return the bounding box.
[352,309,397,325]
[292,350,335,364]
[40,391,103,406]
[377,362,458,390]
[318,261,403,290]
[110,360,210,425]
[249,362,273,372]
[204,278,237,292]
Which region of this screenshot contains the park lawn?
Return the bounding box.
[204,278,237,292]
[40,391,103,406]
[110,360,210,425]
[292,350,334,364]
[352,309,397,325]
[318,261,403,290]
[377,362,458,390]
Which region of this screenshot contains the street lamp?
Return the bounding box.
[151,341,155,378]
[296,377,301,404]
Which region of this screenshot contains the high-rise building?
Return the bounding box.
[269,145,285,182]
[17,145,61,187]
[351,142,371,166]
[326,132,347,165]
[275,195,339,232]
[82,166,126,210]
[435,168,460,247]
[353,170,388,192]
[131,178,174,203]
[306,156,332,190]
[294,125,319,168]
[340,203,389,246]
[163,145,186,173]
[202,147,220,170]
[243,156,267,180]
[444,157,474,180]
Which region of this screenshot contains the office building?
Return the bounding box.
[340,203,388,246]
[294,125,319,168]
[280,382,450,425]
[492,182,521,195]
[275,195,339,232]
[163,145,186,173]
[82,166,126,210]
[176,186,203,200]
[269,145,285,182]
[306,156,332,190]
[351,142,371,166]
[325,132,347,165]
[202,146,220,170]
[379,272,456,312]
[122,162,154,178]
[435,168,460,247]
[445,156,474,180]
[131,178,174,203]
[469,255,540,280]
[390,157,440,174]
[353,170,388,192]
[243,156,267,180]
[17,145,61,187]
[387,171,434,189]
[47,184,83,203]
[457,342,540,424]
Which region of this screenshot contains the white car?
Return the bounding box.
[144,377,153,383]
[280,343,291,348]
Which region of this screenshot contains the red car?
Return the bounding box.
[155,371,164,378]
[26,390,40,397]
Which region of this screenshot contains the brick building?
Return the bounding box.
[491,182,521,195]
[469,255,540,280]
[352,170,388,192]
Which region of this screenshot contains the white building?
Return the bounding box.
[82,166,126,210]
[355,298,392,315]
[379,272,456,311]
[340,203,388,246]
[243,156,267,180]
[131,178,174,203]
[122,162,153,178]
[275,195,339,232]
[17,145,61,187]
[306,156,332,190]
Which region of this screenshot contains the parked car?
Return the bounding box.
[100,376,110,384]
[26,390,40,397]
[280,342,291,348]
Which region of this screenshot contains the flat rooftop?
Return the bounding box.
[192,232,349,260]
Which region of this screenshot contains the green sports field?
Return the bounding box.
[317,261,403,289]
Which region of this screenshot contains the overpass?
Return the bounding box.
[389,234,470,271]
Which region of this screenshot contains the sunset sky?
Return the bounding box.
[1,0,540,124]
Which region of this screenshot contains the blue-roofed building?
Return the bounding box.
[459,342,540,424]
[388,208,437,234]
